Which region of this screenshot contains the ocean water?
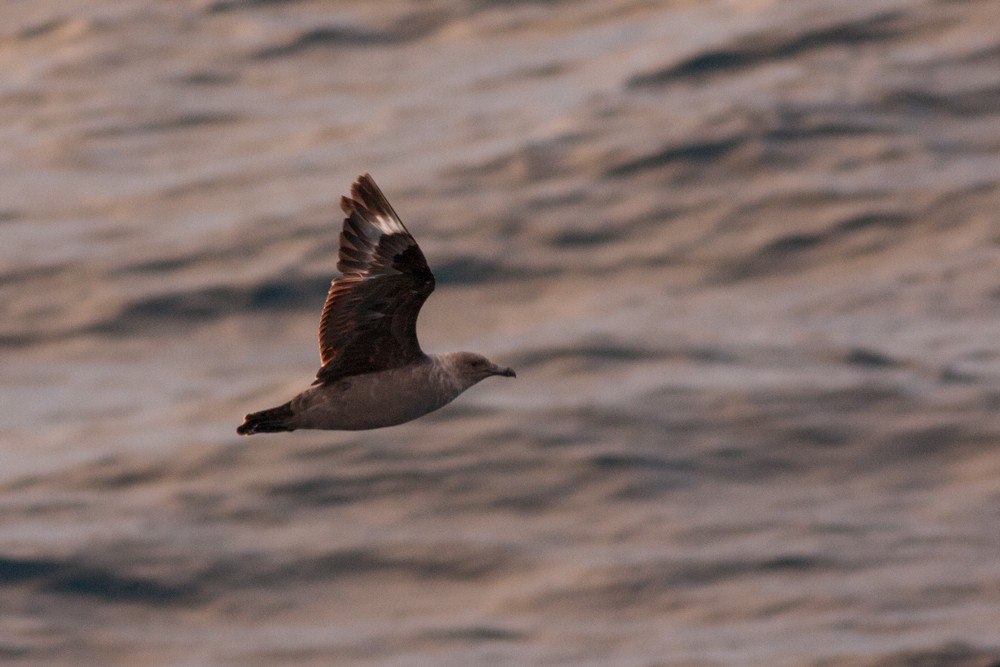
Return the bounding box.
[2,1,1000,665]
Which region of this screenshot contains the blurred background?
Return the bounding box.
[2,1,999,665]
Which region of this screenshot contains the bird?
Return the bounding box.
[237,174,515,435]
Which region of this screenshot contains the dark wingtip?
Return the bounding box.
[349,173,399,223]
[339,194,355,215]
[339,173,375,215]
[351,173,376,202]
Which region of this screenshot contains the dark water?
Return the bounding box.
[2,1,1000,665]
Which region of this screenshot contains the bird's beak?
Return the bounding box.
[493,365,516,378]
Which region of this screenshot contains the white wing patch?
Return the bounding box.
[370,212,406,235]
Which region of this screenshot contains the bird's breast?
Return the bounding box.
[293,364,463,431]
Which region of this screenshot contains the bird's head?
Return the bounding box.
[451,351,516,384]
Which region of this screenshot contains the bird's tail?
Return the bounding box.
[237,401,296,435]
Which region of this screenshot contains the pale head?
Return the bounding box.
[441,351,516,389]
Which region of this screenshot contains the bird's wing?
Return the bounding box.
[314,174,435,384]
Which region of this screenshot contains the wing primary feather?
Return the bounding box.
[314,174,436,383]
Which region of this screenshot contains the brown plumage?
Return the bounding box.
[238,174,515,435]
[314,175,435,384]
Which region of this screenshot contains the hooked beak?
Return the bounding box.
[492,364,516,378]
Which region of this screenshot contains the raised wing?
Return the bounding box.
[314,174,435,384]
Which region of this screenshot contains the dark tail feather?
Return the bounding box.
[237,401,296,435]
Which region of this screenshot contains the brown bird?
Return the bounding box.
[237,174,515,435]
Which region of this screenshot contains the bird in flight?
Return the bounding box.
[238,174,515,435]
